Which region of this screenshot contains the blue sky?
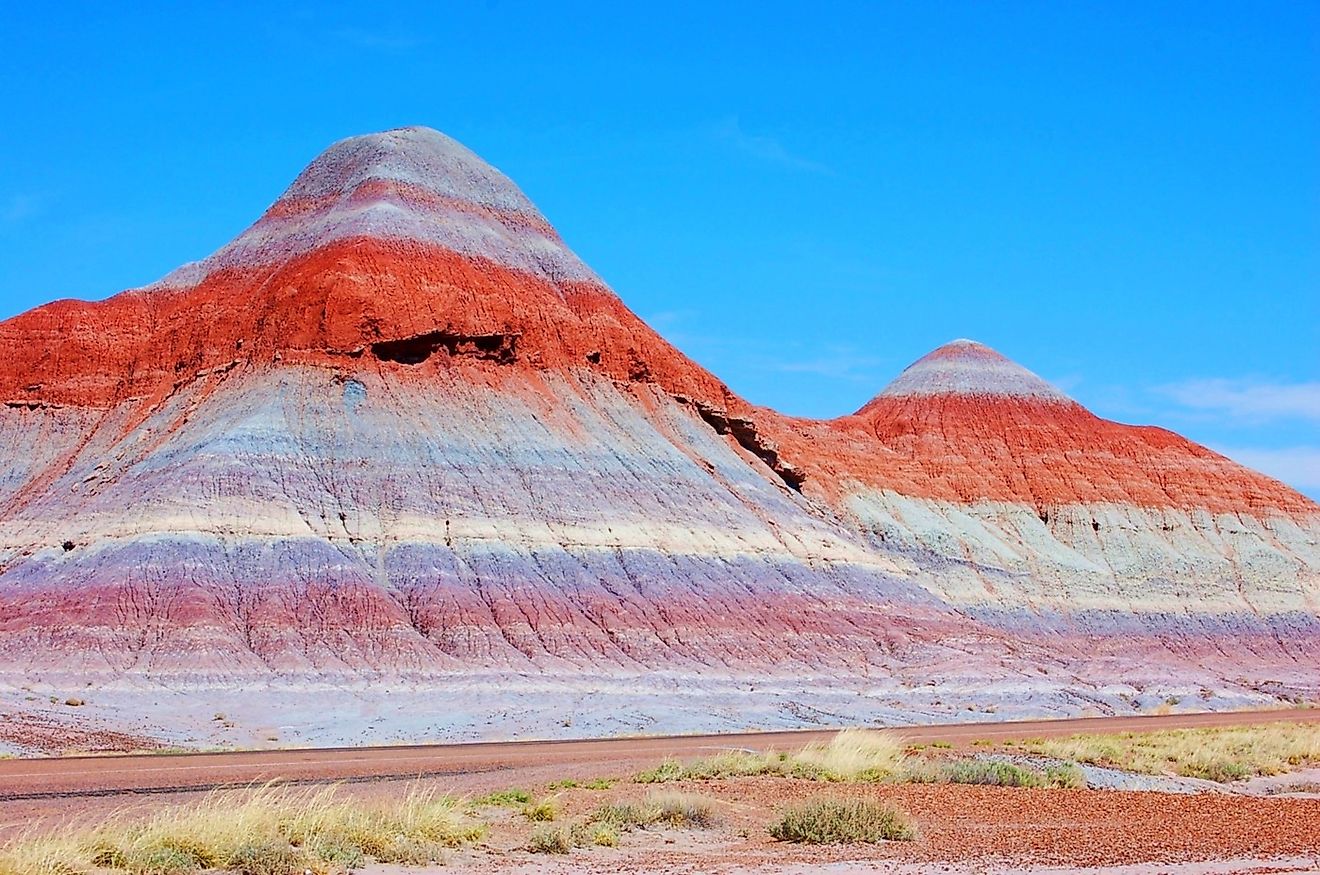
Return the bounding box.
[2,2,1317,497]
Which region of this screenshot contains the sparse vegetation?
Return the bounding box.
[1021,723,1320,783]
[547,777,614,791]
[526,819,618,855]
[591,791,719,830]
[587,823,618,847]
[637,729,907,784]
[522,798,559,822]
[0,784,483,875]
[768,799,916,844]
[932,759,1083,788]
[634,729,1086,790]
[526,827,572,855]
[474,788,531,806]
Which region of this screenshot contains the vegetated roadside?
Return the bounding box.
[2,723,1319,875]
[1006,722,1320,782]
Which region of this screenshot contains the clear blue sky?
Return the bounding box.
[2,2,1317,497]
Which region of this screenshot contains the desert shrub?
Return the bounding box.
[527,828,572,854]
[634,759,686,783]
[768,799,916,844]
[940,759,1045,787]
[301,839,363,869]
[475,788,531,806]
[522,798,559,822]
[225,839,306,875]
[1043,763,1086,788]
[588,823,618,847]
[649,792,718,828]
[591,791,717,830]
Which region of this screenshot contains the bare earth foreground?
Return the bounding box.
[3,711,1319,873]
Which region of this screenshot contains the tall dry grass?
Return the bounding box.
[636,729,908,784]
[0,783,484,875]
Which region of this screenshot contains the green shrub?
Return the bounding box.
[475,788,531,806]
[768,799,916,844]
[634,759,686,783]
[940,759,1045,787]
[1043,763,1085,788]
[932,758,1083,788]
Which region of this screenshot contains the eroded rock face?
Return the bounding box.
[0,128,1316,747]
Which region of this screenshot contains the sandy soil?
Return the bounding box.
[12,776,1314,872]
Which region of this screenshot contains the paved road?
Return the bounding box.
[3,709,1315,800]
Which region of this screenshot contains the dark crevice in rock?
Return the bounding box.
[371,330,519,365]
[693,402,805,492]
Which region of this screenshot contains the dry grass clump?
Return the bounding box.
[768,799,916,844]
[526,820,619,854]
[521,798,559,822]
[1025,723,1320,783]
[792,729,908,781]
[526,827,573,855]
[591,791,719,830]
[637,729,907,784]
[0,784,484,875]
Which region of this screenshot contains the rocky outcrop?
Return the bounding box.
[0,129,1315,749]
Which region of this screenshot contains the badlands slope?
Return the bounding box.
[0,127,1316,751]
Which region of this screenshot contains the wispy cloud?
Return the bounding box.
[1155,378,1320,424]
[1213,445,1320,493]
[773,347,888,382]
[714,117,832,175]
[651,321,887,389]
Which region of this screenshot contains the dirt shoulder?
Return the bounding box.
[429,778,1320,872]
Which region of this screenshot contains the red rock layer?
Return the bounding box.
[0,237,730,412]
[757,395,1317,517]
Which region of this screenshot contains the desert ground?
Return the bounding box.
[2,711,1318,874]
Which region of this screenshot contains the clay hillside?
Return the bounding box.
[1,127,1315,750]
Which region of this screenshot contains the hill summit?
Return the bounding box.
[873,339,1072,401]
